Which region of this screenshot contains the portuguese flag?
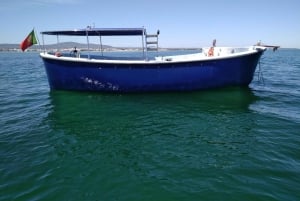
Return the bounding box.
[20,29,37,51]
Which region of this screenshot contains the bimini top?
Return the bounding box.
[40,28,145,36]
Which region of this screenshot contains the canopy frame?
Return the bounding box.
[41,27,158,59]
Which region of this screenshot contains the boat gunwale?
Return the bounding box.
[40,46,266,65]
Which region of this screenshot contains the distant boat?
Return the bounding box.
[40,27,267,93]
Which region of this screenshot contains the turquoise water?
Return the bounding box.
[0,50,300,201]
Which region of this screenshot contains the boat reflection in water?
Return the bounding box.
[47,87,259,182]
[48,87,258,136]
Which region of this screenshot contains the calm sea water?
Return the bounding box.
[0,50,300,201]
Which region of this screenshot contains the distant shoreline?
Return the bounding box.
[0,48,201,52]
[0,42,201,52]
[0,42,297,52]
[0,47,202,52]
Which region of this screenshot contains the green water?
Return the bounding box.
[0,50,300,200]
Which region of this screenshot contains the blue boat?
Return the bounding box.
[40,27,267,93]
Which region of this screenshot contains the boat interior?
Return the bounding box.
[46,46,260,62]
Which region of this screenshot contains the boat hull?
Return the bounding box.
[41,51,264,92]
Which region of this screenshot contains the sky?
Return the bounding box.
[0,0,299,48]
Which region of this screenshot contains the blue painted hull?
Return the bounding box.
[41,51,263,92]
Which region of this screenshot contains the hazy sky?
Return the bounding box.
[1,0,299,48]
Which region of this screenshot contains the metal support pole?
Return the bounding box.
[99,35,103,56]
[56,34,59,52]
[86,30,90,59]
[142,29,147,60]
[42,34,45,53]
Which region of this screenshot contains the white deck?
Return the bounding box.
[155,46,266,62]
